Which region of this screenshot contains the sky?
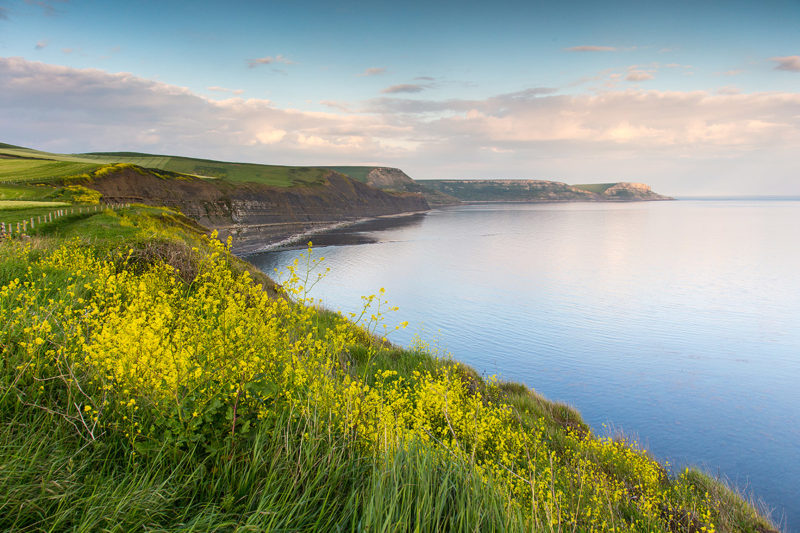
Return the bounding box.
[0,0,799,195]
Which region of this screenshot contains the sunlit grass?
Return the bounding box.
[0,200,70,210]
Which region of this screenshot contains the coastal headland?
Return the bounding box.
[0,142,779,532]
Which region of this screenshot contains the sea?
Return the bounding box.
[247,199,800,531]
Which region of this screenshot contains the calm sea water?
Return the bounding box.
[248,200,800,531]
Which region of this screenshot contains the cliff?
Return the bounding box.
[420,179,672,202]
[328,166,461,206]
[79,166,429,253]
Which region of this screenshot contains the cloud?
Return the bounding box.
[0,57,401,162]
[35,40,48,50]
[61,47,73,54]
[626,70,654,82]
[358,67,385,77]
[208,86,244,95]
[25,0,67,16]
[248,55,294,68]
[771,56,800,72]
[565,45,617,52]
[415,76,435,81]
[381,84,426,94]
[0,6,8,19]
[717,86,741,95]
[2,57,800,194]
[320,100,352,112]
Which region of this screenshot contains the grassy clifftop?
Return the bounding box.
[422,179,672,202]
[0,195,777,531]
[1,144,333,188]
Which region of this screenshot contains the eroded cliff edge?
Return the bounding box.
[81,167,429,254]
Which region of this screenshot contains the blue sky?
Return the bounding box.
[1,0,799,194]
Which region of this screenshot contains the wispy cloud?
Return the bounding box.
[25,0,67,16]
[415,76,435,81]
[61,47,73,54]
[771,56,800,72]
[381,83,426,94]
[717,86,741,95]
[0,6,9,19]
[358,67,385,77]
[565,45,617,52]
[208,86,244,95]
[35,40,48,50]
[320,100,352,112]
[248,54,294,68]
[626,70,654,82]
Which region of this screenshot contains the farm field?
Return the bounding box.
[0,200,70,210]
[78,152,332,186]
[0,158,102,183]
[1,143,380,188]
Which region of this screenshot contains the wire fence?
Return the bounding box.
[1,203,131,238]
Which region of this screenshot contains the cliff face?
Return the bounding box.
[365,167,419,191]
[600,182,671,200]
[363,167,461,206]
[419,179,672,203]
[82,167,429,253]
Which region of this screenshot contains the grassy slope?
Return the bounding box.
[1,143,412,191]
[0,159,103,183]
[0,189,780,531]
[322,166,373,183]
[0,144,335,188]
[79,152,331,186]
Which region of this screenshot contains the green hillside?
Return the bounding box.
[80,152,331,186]
[0,158,103,183]
[321,166,373,183]
[0,144,338,188]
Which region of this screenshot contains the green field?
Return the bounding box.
[0,159,103,183]
[0,205,79,227]
[0,183,59,201]
[0,143,103,163]
[1,143,383,188]
[0,200,70,210]
[79,152,332,187]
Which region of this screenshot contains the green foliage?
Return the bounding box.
[58,184,103,204]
